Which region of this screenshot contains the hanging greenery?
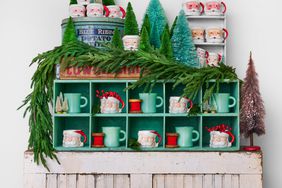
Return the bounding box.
[20,40,238,169]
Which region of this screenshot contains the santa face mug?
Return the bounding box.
[63,130,87,147]
[122,36,140,51]
[100,97,125,114]
[197,48,209,67]
[87,3,109,17]
[192,28,205,43]
[69,4,86,18]
[169,97,193,114]
[107,5,126,19]
[77,0,90,6]
[206,28,228,43]
[207,52,222,66]
[183,0,204,16]
[205,0,227,16]
[138,130,162,148]
[209,131,235,148]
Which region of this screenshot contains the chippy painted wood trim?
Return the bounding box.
[24,151,262,174]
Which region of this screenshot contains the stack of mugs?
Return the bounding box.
[69,0,125,18]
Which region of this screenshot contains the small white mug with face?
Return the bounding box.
[169,97,193,114]
[100,97,125,114]
[205,0,227,16]
[122,35,140,51]
[107,5,126,19]
[206,27,228,43]
[87,3,109,17]
[197,48,209,67]
[138,130,162,148]
[77,0,90,6]
[191,28,205,43]
[207,52,222,66]
[69,4,86,18]
[209,131,234,148]
[63,130,87,147]
[183,0,205,16]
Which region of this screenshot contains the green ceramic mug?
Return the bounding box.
[212,93,236,113]
[176,126,200,147]
[102,127,126,147]
[64,93,88,113]
[139,93,164,113]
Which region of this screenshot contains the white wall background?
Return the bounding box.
[0,0,281,187]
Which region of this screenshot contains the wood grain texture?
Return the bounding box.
[24,151,263,174]
[131,174,152,188]
[46,174,57,188]
[24,174,46,188]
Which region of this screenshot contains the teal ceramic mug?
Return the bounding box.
[64,93,88,113]
[102,127,126,147]
[212,93,236,113]
[139,93,164,113]
[176,126,200,147]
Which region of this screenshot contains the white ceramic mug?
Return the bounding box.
[205,0,227,16]
[191,28,205,43]
[207,52,222,66]
[107,5,126,19]
[209,131,234,148]
[206,27,228,43]
[138,130,162,148]
[183,0,204,16]
[63,130,87,147]
[169,97,193,113]
[100,97,125,113]
[87,3,110,17]
[197,48,209,67]
[122,35,140,51]
[77,0,90,6]
[69,4,86,18]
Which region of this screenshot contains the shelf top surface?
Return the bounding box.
[186,15,226,19]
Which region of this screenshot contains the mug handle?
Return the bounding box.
[119,98,125,113]
[74,130,87,143]
[151,131,162,147]
[119,130,126,142]
[229,96,236,108]
[221,2,227,14]
[223,28,229,40]
[225,131,235,145]
[205,51,209,59]
[80,96,88,108]
[104,5,110,17]
[200,2,205,15]
[184,98,193,112]
[218,54,222,63]
[192,130,200,142]
[156,96,164,108]
[119,6,126,18]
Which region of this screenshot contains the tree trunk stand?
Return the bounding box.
[24,151,263,188]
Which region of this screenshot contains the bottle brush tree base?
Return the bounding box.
[243,146,261,151]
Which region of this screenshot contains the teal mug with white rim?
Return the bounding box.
[139,93,164,113]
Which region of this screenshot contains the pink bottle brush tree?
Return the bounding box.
[240,52,265,151]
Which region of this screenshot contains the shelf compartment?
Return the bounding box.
[54,82,91,114]
[128,117,164,148]
[92,82,127,114]
[128,83,164,113]
[202,117,239,150]
[165,117,201,148]
[53,116,91,148]
[165,83,200,114]
[91,117,127,148]
[202,81,239,113]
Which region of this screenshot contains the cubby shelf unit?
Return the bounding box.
[53,79,240,151]
[187,15,227,64]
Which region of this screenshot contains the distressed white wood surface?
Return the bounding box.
[24,151,262,174]
[24,151,263,188]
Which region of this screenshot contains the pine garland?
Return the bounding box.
[20,41,238,169]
